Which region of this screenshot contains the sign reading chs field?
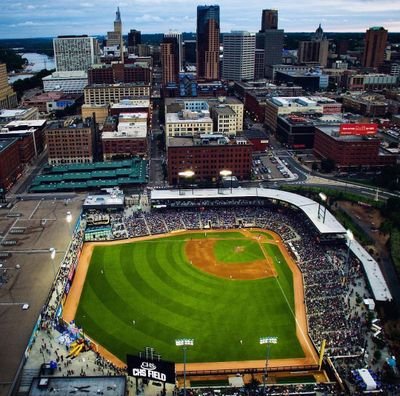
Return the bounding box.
[127,355,175,383]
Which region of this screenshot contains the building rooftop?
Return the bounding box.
[111,98,150,108]
[0,138,17,153]
[0,109,34,118]
[5,120,47,129]
[316,125,380,142]
[47,117,92,130]
[166,112,212,124]
[168,134,250,148]
[213,106,236,116]
[86,83,150,88]
[42,71,88,80]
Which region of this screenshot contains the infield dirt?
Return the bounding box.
[63,229,319,372]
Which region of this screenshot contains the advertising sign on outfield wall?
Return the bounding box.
[339,123,378,136]
[127,354,175,383]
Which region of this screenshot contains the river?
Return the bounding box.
[8,52,55,84]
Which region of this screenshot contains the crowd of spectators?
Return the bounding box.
[78,199,392,394]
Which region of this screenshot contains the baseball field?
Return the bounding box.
[65,229,315,366]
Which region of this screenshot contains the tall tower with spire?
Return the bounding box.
[107,7,124,62]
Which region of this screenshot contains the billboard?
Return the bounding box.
[126,355,175,383]
[339,123,377,136]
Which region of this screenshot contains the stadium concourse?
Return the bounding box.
[12,187,399,395]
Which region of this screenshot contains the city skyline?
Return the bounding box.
[1,0,400,39]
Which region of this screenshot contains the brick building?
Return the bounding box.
[0,138,22,191]
[45,118,96,165]
[0,120,47,163]
[313,125,396,170]
[88,63,152,85]
[167,134,252,184]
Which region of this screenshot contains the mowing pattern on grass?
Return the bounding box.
[213,239,265,263]
[76,232,304,363]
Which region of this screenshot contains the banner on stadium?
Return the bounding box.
[339,123,377,136]
[126,354,175,383]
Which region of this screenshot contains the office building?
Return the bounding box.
[161,36,180,86]
[42,71,88,94]
[0,138,22,192]
[362,27,388,69]
[165,97,243,137]
[222,31,255,81]
[127,29,141,54]
[314,125,396,170]
[0,63,18,109]
[275,69,329,91]
[167,134,252,184]
[0,107,39,127]
[45,117,96,165]
[184,40,197,64]
[0,120,46,163]
[164,31,183,71]
[256,9,284,78]
[84,84,150,105]
[107,7,123,49]
[102,113,148,160]
[196,5,220,81]
[298,24,329,67]
[261,9,278,31]
[264,96,341,132]
[53,36,100,72]
[346,73,397,91]
[88,63,151,85]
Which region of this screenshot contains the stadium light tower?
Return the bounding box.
[175,338,194,396]
[317,192,327,223]
[178,170,195,195]
[219,169,233,193]
[345,229,354,285]
[259,336,278,394]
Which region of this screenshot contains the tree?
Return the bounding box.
[320,158,335,173]
[0,48,27,72]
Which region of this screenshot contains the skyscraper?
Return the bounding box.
[53,36,100,72]
[161,36,180,85]
[362,27,388,69]
[261,9,278,31]
[298,24,329,67]
[107,7,122,47]
[222,31,255,81]
[256,9,284,78]
[0,63,18,109]
[127,29,141,54]
[196,5,220,81]
[164,31,183,72]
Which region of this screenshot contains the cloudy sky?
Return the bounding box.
[1,0,400,38]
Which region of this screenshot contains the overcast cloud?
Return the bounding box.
[1,0,399,39]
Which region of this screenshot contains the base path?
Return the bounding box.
[63,229,319,371]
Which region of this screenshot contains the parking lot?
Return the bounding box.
[252,152,296,182]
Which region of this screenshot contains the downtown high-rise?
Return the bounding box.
[222,31,255,81]
[196,5,220,81]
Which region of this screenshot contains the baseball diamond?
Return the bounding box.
[63,229,319,371]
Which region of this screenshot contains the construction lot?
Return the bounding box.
[0,196,83,396]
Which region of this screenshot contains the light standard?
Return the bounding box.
[175,338,194,396]
[317,192,327,223]
[178,170,195,195]
[259,336,278,394]
[66,211,73,235]
[49,247,56,277]
[219,169,233,193]
[345,229,354,285]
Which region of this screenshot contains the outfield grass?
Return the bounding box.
[75,232,304,363]
[249,230,275,240]
[214,239,265,263]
